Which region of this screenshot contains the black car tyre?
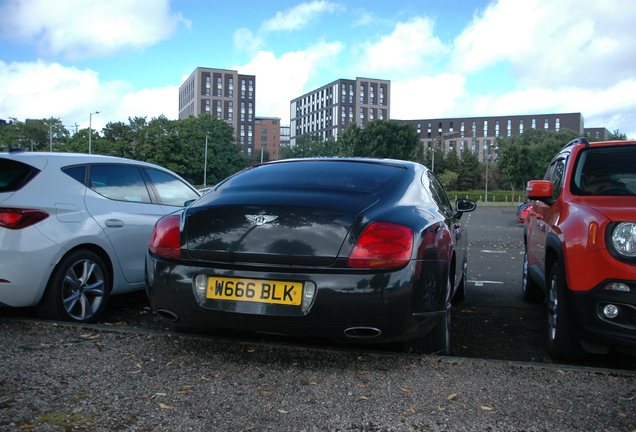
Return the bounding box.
[451,272,466,305]
[405,310,451,355]
[36,249,110,323]
[546,262,584,359]
[522,248,544,303]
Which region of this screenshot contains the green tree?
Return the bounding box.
[0,118,70,152]
[498,128,580,190]
[338,120,419,160]
[172,115,246,185]
[65,128,94,154]
[279,134,344,159]
[609,129,628,140]
[457,150,481,191]
[438,170,459,190]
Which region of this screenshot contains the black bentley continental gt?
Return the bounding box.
[146,158,476,354]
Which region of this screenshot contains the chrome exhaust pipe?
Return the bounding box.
[157,309,180,323]
[343,327,382,339]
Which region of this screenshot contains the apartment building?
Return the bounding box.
[254,117,282,161]
[290,77,390,146]
[179,67,256,157]
[396,113,586,162]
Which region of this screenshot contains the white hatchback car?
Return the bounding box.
[0,150,200,323]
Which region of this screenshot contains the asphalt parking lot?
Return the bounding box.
[2,205,635,371]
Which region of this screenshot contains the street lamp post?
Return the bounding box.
[484,143,489,202]
[89,111,100,154]
[204,136,208,187]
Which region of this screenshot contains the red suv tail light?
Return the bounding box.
[149,215,181,258]
[348,222,413,268]
[0,208,49,229]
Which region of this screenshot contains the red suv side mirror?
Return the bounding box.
[526,180,553,200]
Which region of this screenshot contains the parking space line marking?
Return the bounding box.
[469,281,504,286]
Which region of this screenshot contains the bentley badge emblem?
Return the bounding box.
[245,215,278,226]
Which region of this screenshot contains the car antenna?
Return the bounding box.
[9,144,25,154]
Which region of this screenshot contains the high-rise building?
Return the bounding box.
[254,117,282,161]
[290,77,390,146]
[179,67,256,157]
[396,113,587,162]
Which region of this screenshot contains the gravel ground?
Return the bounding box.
[1,319,635,432]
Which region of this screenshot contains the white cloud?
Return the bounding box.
[452,0,636,88]
[234,1,345,52]
[0,60,177,131]
[233,28,265,52]
[233,41,343,123]
[0,0,190,60]
[472,79,636,134]
[356,17,448,78]
[260,1,345,33]
[390,74,467,120]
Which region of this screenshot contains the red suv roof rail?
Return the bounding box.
[564,137,590,149]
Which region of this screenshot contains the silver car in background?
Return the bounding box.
[0,150,200,323]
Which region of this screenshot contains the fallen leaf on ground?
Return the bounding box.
[158,403,174,409]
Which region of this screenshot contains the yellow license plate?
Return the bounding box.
[206,277,303,305]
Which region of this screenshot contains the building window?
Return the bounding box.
[380,87,384,106]
[216,77,222,97]
[349,84,354,103]
[544,118,549,130]
[228,78,234,97]
[519,119,524,134]
[460,121,465,138]
[216,101,222,118]
[341,84,346,103]
[341,106,346,122]
[483,120,488,137]
[228,101,233,121]
[205,76,210,96]
[370,86,375,105]
[241,79,246,98]
[349,106,353,122]
[205,99,210,112]
[359,108,364,126]
[507,120,512,136]
[248,103,253,121]
[555,118,560,132]
[360,85,365,104]
[369,108,374,121]
[240,102,245,121]
[495,120,500,137]
[532,118,537,129]
[249,80,254,99]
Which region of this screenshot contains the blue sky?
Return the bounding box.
[1,0,635,138]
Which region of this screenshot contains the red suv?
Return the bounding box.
[523,137,636,359]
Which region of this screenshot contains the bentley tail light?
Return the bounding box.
[149,215,181,258]
[348,222,413,268]
[0,208,49,230]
